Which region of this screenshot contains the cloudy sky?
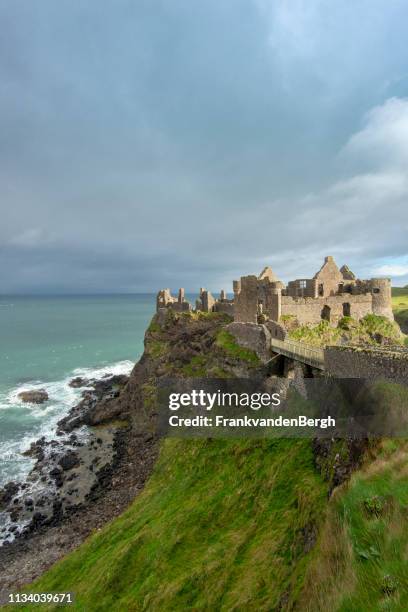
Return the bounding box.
[1,0,408,293]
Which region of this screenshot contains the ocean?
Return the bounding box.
[0,294,155,487]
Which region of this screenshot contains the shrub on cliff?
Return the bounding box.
[289,320,342,346]
[359,313,402,345]
[289,314,402,347]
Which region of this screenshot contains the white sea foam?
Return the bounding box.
[0,359,134,487]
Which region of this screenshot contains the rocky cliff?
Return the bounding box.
[2,310,405,609]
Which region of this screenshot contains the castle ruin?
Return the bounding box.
[156,256,393,326]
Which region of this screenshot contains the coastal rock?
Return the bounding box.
[22,437,46,461]
[0,482,20,511]
[0,366,135,559]
[58,451,80,472]
[18,389,49,404]
[83,401,124,426]
[49,466,64,488]
[69,377,89,388]
[92,375,129,397]
[57,374,130,432]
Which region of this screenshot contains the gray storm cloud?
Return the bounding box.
[1,0,408,293]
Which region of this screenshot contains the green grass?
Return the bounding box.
[15,437,408,612]
[391,286,408,298]
[392,287,408,338]
[280,314,296,322]
[289,320,342,346]
[215,330,260,364]
[360,314,399,338]
[181,354,209,377]
[181,355,230,378]
[147,319,161,333]
[146,339,170,359]
[391,291,408,314]
[180,310,233,323]
[298,441,408,611]
[18,439,327,611]
[288,315,403,348]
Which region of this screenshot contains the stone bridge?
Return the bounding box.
[270,337,408,384]
[226,322,408,381]
[270,337,325,370]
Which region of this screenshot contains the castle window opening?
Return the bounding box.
[372,288,380,294]
[343,302,351,317]
[321,305,331,322]
[318,283,324,296]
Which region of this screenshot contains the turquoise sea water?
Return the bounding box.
[0,294,155,486]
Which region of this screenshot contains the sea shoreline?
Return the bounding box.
[0,361,159,602]
[0,371,125,545]
[0,359,135,488]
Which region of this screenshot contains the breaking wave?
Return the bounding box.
[0,360,134,487]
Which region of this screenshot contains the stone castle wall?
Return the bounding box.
[214,301,234,316]
[233,276,258,323]
[231,256,392,326]
[266,320,287,340]
[313,255,345,297]
[156,256,393,327]
[156,288,191,313]
[286,278,317,298]
[281,294,373,325]
[370,278,394,319]
[325,346,408,386]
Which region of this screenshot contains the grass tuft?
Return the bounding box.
[288,314,402,347]
[215,330,260,364]
[298,440,408,611]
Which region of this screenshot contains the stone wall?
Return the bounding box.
[257,280,281,321]
[157,256,393,325]
[281,294,372,325]
[156,288,192,313]
[266,320,287,340]
[325,346,408,386]
[225,322,272,362]
[233,275,258,323]
[370,278,394,319]
[286,278,317,298]
[314,255,345,297]
[201,290,215,312]
[214,301,234,316]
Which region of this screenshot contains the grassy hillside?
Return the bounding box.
[11,439,408,611]
[298,440,408,611]
[17,439,328,610]
[392,287,408,335]
[392,286,408,298]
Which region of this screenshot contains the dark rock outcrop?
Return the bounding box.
[18,390,48,404]
[58,452,80,472]
[69,377,88,388]
[0,483,20,511]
